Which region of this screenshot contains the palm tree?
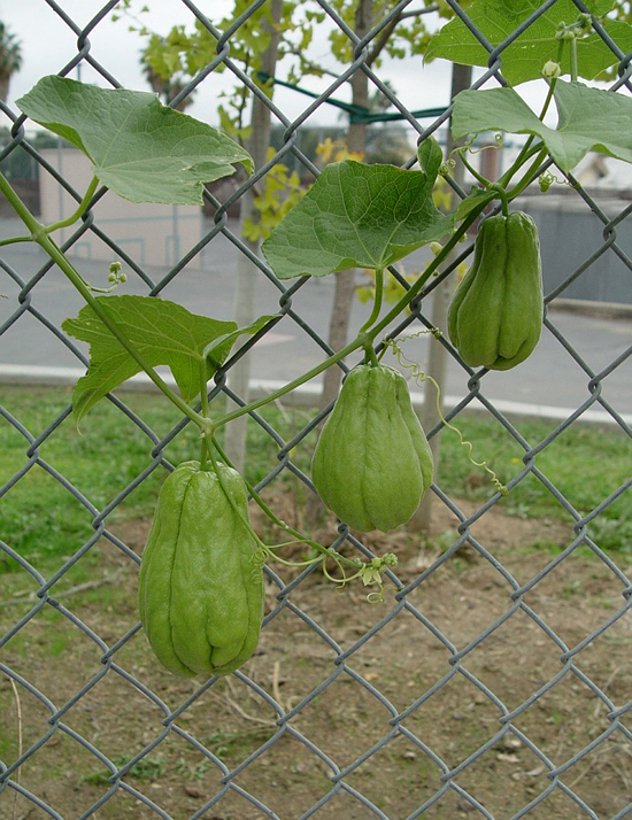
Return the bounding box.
[0,22,23,103]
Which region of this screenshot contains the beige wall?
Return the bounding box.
[39,148,203,268]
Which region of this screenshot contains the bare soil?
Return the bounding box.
[1,496,630,819]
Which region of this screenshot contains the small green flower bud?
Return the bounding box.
[542,60,562,79]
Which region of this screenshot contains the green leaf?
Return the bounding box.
[452,81,632,172]
[417,135,444,193]
[16,76,253,205]
[62,295,237,422]
[424,0,630,85]
[455,189,496,222]
[203,314,280,366]
[261,161,454,279]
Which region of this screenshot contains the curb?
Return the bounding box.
[1,364,629,428]
[548,298,632,320]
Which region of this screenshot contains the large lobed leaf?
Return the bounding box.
[63,295,238,423]
[425,0,630,86]
[261,160,453,279]
[17,76,253,205]
[452,80,632,171]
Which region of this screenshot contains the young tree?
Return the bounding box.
[314,1,452,408]
[123,1,454,481]
[121,1,321,471]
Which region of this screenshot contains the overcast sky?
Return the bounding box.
[1,0,479,130]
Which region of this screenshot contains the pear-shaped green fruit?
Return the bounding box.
[447,211,543,371]
[139,461,263,678]
[312,364,433,532]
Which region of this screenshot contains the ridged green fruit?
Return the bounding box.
[311,364,433,532]
[447,211,543,371]
[138,460,263,678]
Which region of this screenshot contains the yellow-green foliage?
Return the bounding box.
[243,149,304,242]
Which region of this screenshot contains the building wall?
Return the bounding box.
[39,148,203,269]
[521,194,631,305]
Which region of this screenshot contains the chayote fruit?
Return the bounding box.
[138,460,263,678]
[311,364,433,532]
[447,211,543,371]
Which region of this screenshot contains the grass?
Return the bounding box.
[76,728,275,788]
[0,385,630,574]
[438,412,632,552]
[81,754,166,785]
[202,727,276,763]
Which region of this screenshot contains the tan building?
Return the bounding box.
[39,147,203,269]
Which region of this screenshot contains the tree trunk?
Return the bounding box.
[305,0,372,529]
[319,0,372,410]
[223,0,283,472]
[415,63,473,532]
[0,76,10,103]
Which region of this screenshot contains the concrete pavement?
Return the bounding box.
[1,219,631,424]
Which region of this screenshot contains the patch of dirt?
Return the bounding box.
[1,495,630,819]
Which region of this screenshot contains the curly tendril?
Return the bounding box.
[385,334,509,496]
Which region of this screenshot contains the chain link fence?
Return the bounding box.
[1,1,631,817]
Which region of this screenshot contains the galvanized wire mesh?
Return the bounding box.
[1,1,631,817]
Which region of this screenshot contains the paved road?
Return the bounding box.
[1,218,631,422]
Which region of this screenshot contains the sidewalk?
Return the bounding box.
[2,227,631,425]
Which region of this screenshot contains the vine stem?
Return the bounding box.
[539,68,560,121]
[497,39,561,191]
[359,267,384,335]
[490,184,510,217]
[44,176,99,234]
[360,267,384,365]
[213,205,483,432]
[570,36,579,83]
[458,151,492,189]
[0,170,207,431]
[207,437,352,582]
[199,361,211,469]
[507,146,549,201]
[0,234,32,248]
[363,206,482,344]
[214,331,362,430]
[498,140,546,191]
[210,437,360,570]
